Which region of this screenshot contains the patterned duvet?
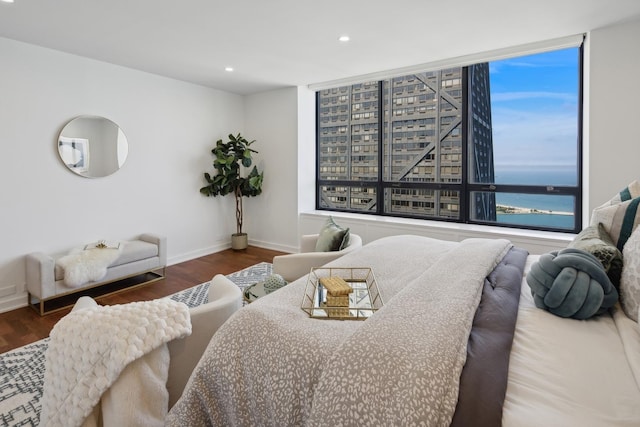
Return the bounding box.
[167,235,517,426]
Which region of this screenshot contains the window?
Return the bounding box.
[316,46,582,232]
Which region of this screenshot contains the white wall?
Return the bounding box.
[588,17,640,211]
[243,87,299,253]
[297,86,317,214]
[240,85,315,254]
[0,37,244,312]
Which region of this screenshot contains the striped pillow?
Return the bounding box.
[594,180,640,209]
[620,180,640,202]
[591,196,640,251]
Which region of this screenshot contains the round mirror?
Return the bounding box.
[58,115,129,178]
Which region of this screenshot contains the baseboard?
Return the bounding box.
[0,292,28,314]
[248,238,296,254]
[167,241,231,266]
[0,283,17,299]
[168,240,296,267]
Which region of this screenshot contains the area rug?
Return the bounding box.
[0,262,272,427]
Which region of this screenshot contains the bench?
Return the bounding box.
[26,233,166,315]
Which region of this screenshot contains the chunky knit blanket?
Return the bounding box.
[40,299,191,427]
[168,235,512,426]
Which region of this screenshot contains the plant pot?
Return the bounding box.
[231,233,248,250]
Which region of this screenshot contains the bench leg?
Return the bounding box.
[28,269,167,316]
[27,293,46,316]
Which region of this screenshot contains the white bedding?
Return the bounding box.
[504,255,640,426]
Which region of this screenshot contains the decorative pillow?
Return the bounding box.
[527,248,618,320]
[568,223,623,288]
[590,196,640,251]
[620,180,640,202]
[620,227,640,322]
[263,274,288,293]
[594,179,640,208]
[315,216,350,252]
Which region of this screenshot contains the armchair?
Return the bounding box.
[167,274,242,407]
[53,274,242,421]
[272,233,363,282]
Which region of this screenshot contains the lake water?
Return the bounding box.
[496,212,574,229]
[493,167,577,229]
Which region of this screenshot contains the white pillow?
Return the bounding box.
[621,227,640,321]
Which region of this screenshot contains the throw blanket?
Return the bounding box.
[40,299,191,427]
[167,235,512,426]
[57,247,122,287]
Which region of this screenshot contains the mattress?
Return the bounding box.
[503,255,640,426]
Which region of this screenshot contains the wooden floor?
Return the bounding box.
[0,246,286,354]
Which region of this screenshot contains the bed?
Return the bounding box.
[167,234,640,427]
[503,255,640,426]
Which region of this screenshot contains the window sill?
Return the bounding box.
[300,210,575,254]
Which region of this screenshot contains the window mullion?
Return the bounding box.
[376,81,384,215]
[461,66,469,223]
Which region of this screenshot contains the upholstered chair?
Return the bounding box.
[272,233,363,282]
[67,274,242,410]
[166,274,242,407]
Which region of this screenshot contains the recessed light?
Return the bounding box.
[1,0,15,4]
[224,67,234,72]
[338,35,350,42]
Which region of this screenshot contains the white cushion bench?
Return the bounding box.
[26,233,167,315]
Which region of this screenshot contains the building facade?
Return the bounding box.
[317,64,496,221]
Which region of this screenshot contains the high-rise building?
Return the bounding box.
[317,63,495,221]
[468,63,496,221]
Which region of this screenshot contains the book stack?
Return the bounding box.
[319,276,353,318]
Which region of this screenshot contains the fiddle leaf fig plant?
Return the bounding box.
[200,133,264,236]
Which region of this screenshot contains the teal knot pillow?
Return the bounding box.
[527,248,618,320]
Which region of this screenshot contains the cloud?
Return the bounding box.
[491,91,577,103]
[490,61,539,73]
[489,49,577,74]
[490,107,578,168]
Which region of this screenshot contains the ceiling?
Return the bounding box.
[1,0,639,95]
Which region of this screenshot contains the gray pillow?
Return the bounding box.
[568,223,623,288]
[527,248,618,319]
[315,217,350,252]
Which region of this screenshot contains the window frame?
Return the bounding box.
[315,43,584,234]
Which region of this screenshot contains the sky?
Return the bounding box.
[488,47,579,173]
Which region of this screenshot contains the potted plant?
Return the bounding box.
[200,133,264,250]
